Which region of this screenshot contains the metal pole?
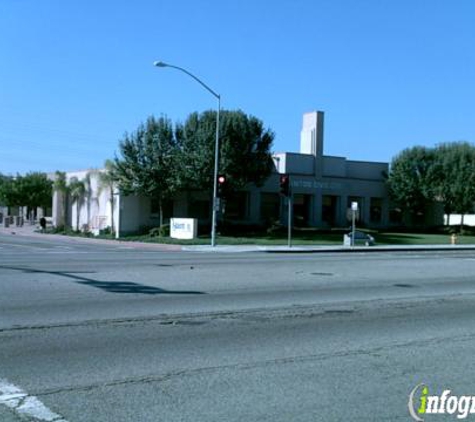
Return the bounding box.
[153,61,221,247]
[211,96,220,247]
[351,209,356,247]
[115,193,120,239]
[287,194,292,248]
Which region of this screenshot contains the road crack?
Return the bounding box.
[30,331,475,399]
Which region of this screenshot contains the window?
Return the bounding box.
[370,198,383,223]
[389,207,403,224]
[322,195,339,226]
[225,192,249,220]
[189,200,211,220]
[150,198,173,219]
[260,193,280,223]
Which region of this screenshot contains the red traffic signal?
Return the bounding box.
[217,175,227,197]
[280,174,290,196]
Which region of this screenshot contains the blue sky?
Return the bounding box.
[1,0,474,175]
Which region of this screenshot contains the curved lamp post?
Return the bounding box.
[153,61,221,247]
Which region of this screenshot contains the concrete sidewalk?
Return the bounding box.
[182,243,475,253]
[0,223,182,251]
[1,223,475,253]
[0,221,40,236]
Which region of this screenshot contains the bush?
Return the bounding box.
[137,225,154,235]
[99,226,112,236]
[266,220,285,236]
[149,224,170,237]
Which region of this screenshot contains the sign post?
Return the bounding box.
[351,201,358,246]
[288,194,292,248]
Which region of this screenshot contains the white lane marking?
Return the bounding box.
[0,378,69,421]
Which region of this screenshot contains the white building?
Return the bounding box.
[52,111,427,235]
[52,169,116,235]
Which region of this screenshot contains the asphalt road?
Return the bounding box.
[1,233,475,421]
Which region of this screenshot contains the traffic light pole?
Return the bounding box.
[279,174,292,248]
[287,194,292,248]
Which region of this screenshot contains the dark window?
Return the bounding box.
[189,200,210,220]
[322,195,339,226]
[389,207,403,224]
[260,193,280,223]
[225,192,249,220]
[151,198,173,219]
[370,198,382,223]
[293,194,311,227]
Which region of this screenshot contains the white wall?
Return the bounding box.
[445,214,475,226]
[52,169,115,234]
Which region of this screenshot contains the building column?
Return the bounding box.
[52,190,63,227]
[311,193,323,226]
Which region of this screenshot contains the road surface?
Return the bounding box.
[1,233,475,421]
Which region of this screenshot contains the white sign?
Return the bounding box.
[351,201,359,211]
[170,218,198,240]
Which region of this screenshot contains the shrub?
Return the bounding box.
[149,224,170,237]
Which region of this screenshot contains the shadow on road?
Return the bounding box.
[0,265,205,295]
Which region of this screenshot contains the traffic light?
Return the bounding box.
[217,174,226,197]
[280,174,290,196]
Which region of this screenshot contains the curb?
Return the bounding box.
[263,245,475,254]
[2,228,475,253]
[181,244,475,253]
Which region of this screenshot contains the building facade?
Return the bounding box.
[255,111,389,228]
[52,111,393,235]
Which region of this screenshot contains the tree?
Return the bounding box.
[113,111,274,231]
[53,171,69,228]
[387,146,435,224]
[68,177,86,231]
[0,174,19,209]
[176,109,275,193]
[114,116,179,229]
[97,159,118,234]
[0,172,52,220]
[17,172,53,218]
[83,171,96,229]
[430,142,475,224]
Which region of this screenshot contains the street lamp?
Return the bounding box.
[153,61,221,247]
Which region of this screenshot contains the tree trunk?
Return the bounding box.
[159,199,164,231]
[87,196,90,230]
[76,202,80,231]
[110,187,115,235]
[63,195,69,229]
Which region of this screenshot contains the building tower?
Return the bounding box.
[300,111,324,178]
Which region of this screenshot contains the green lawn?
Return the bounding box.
[119,231,475,246]
[47,225,475,246]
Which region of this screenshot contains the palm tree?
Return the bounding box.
[84,171,94,230]
[69,177,86,231]
[53,171,69,228]
[97,160,117,234]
